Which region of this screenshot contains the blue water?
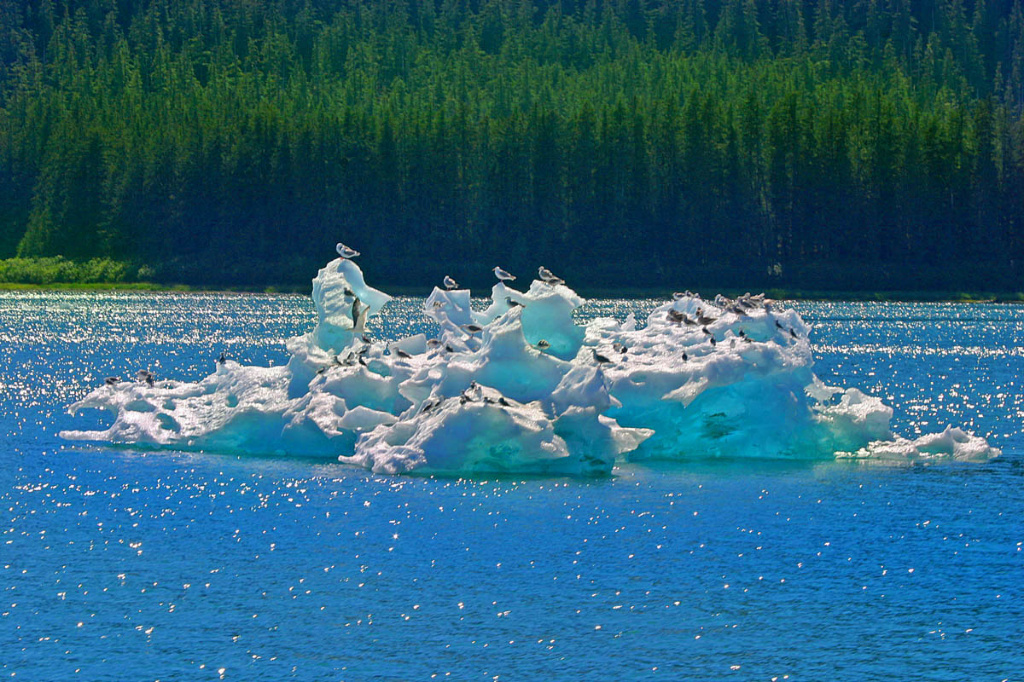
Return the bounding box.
[2,292,1022,680]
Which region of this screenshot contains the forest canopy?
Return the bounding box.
[0,0,1022,290]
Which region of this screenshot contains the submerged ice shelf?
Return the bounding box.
[61,256,1000,476]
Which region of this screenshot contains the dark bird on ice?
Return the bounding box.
[538,266,565,286]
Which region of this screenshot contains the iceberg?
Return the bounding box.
[61,256,1000,475]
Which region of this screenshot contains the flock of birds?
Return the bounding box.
[99,243,803,388]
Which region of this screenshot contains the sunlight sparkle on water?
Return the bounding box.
[1,292,1021,679]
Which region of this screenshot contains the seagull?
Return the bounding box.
[789,328,798,339]
[682,352,688,361]
[592,349,613,365]
[505,297,522,308]
[427,338,441,349]
[351,299,365,331]
[462,323,484,335]
[104,376,121,386]
[535,339,551,350]
[493,266,516,282]
[336,243,360,259]
[775,320,784,330]
[136,369,155,386]
[709,336,717,347]
[613,342,628,354]
[538,266,564,286]
[696,309,717,326]
[667,309,685,325]
[672,292,688,301]
[217,352,227,365]
[394,348,412,359]
[444,275,458,290]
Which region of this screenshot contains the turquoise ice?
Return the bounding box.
[61,256,999,474]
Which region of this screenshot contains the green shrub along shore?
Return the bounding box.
[2,1,1024,293]
[1,256,1021,302]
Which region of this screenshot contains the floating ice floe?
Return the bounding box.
[61,256,1000,476]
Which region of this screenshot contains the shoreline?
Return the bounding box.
[3,281,1022,303]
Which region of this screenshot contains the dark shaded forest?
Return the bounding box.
[0,0,1022,290]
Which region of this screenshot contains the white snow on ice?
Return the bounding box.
[60,257,1000,475]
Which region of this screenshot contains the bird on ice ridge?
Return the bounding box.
[493,266,516,282]
[336,243,360,259]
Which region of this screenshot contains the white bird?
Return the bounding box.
[493,266,516,282]
[444,275,458,290]
[336,243,360,259]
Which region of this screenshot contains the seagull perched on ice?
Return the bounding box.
[217,351,227,365]
[538,266,565,286]
[535,339,551,350]
[696,308,717,326]
[461,323,484,336]
[104,376,121,386]
[493,266,516,282]
[136,369,155,386]
[592,349,613,365]
[443,275,458,290]
[336,243,360,259]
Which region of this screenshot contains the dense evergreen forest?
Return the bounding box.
[1,0,1023,290]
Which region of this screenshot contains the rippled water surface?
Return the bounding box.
[2,292,1022,680]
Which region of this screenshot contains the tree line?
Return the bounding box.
[0,0,1022,290]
